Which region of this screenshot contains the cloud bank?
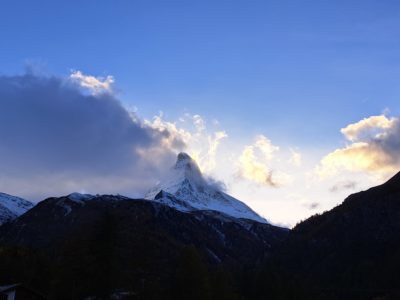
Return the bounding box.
[317,115,400,177]
[0,71,183,199]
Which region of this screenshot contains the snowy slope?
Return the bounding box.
[145,152,267,223]
[54,193,133,216]
[0,193,34,224]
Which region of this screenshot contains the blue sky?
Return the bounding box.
[1,0,400,225]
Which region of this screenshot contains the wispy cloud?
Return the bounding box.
[70,70,114,95]
[145,113,228,174]
[236,135,291,187]
[289,148,302,167]
[329,180,357,193]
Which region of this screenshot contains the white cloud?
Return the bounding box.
[144,114,190,151]
[255,135,279,160]
[236,135,290,187]
[144,114,228,174]
[193,114,206,133]
[340,115,396,142]
[70,70,114,94]
[204,131,228,171]
[289,148,302,167]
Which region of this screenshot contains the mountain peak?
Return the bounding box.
[176,152,192,163]
[175,152,199,170]
[173,152,204,185]
[145,152,267,223]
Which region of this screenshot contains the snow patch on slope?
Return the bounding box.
[68,193,95,203]
[153,190,196,212]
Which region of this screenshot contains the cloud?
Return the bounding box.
[289,148,302,167]
[70,70,114,94]
[236,135,290,187]
[317,115,400,177]
[206,131,228,170]
[0,71,183,199]
[329,180,357,193]
[192,114,206,133]
[307,202,320,210]
[143,113,228,192]
[144,114,189,151]
[341,115,396,142]
[145,113,228,174]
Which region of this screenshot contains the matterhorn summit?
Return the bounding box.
[145,152,267,223]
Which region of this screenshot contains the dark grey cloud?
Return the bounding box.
[303,202,320,210]
[374,119,400,167]
[309,202,320,210]
[0,72,183,200]
[329,180,357,193]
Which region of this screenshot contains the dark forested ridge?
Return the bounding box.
[1,172,400,299]
[253,171,400,300]
[0,194,287,299]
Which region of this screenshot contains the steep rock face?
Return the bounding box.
[145,152,267,223]
[272,171,400,299]
[0,193,34,224]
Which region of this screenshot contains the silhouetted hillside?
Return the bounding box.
[256,171,400,300]
[0,194,287,299]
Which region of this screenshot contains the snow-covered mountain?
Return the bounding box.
[0,192,34,224]
[145,152,267,223]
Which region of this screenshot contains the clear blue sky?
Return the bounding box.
[1,0,400,225]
